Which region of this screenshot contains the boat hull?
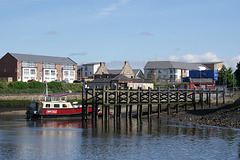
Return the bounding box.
[27,107,98,120]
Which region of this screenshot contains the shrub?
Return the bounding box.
[8,81,28,89]
[28,81,45,89]
[47,81,63,93]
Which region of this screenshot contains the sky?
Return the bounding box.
[0,0,240,70]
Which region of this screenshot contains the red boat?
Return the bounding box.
[26,94,99,120]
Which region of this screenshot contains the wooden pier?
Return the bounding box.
[82,86,225,122]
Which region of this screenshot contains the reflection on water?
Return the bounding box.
[0,114,239,160]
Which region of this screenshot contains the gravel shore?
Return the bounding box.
[168,98,240,129]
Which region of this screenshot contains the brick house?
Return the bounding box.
[0,53,77,83]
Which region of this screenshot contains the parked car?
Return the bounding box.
[73,80,85,83]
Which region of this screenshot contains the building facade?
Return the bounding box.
[144,61,222,84]
[77,63,100,81]
[89,61,152,89]
[0,53,77,83]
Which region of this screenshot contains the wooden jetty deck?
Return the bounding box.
[82,86,225,122]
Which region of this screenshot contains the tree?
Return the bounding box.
[217,65,235,88]
[234,62,240,87]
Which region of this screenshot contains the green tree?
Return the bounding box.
[217,65,235,87]
[234,62,240,87]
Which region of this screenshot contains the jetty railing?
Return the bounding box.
[82,86,225,122]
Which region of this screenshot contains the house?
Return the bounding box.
[77,62,100,81]
[108,69,144,79]
[88,61,153,89]
[144,61,224,84]
[144,61,208,83]
[0,52,77,83]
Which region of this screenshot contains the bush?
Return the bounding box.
[8,81,28,89]
[0,83,4,89]
[47,81,63,93]
[28,81,45,89]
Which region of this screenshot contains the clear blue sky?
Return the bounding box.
[0,0,240,70]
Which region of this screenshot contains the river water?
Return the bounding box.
[0,113,239,160]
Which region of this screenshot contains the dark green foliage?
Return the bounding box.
[0,81,83,94]
[0,83,4,89]
[217,65,236,88]
[28,81,45,89]
[8,81,28,89]
[62,83,83,93]
[234,62,240,87]
[47,81,63,93]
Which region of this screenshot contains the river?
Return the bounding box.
[0,113,239,160]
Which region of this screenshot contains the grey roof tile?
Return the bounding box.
[9,53,76,65]
[144,61,209,70]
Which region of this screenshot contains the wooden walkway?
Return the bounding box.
[81,86,225,122]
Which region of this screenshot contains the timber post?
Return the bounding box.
[193,88,196,111]
[92,88,96,120]
[158,87,161,117]
[200,88,204,109]
[167,88,170,115]
[209,89,211,107]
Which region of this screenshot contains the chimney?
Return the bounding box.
[100,62,105,66]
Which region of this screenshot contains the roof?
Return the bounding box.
[8,53,76,65]
[108,69,121,75]
[88,78,112,83]
[81,62,100,66]
[108,69,143,75]
[144,61,208,70]
[112,74,132,81]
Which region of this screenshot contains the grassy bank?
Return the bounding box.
[0,100,29,112]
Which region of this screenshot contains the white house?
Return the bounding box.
[78,63,100,80]
[144,61,207,83]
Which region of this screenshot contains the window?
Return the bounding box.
[43,63,55,69]
[30,69,35,74]
[51,70,55,76]
[63,65,74,70]
[24,69,29,75]
[64,71,69,76]
[4,68,6,72]
[16,69,19,72]
[45,70,50,75]
[62,104,67,108]
[22,62,35,67]
[46,104,50,108]
[70,71,74,77]
[54,104,60,108]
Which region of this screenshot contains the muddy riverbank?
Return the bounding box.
[166,98,240,129]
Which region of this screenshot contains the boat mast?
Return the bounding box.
[45,82,48,101]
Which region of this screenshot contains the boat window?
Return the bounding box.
[46,104,50,108]
[62,104,67,108]
[54,104,60,108]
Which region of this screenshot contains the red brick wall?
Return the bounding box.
[56,64,62,80]
[0,53,18,81]
[36,62,43,81]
